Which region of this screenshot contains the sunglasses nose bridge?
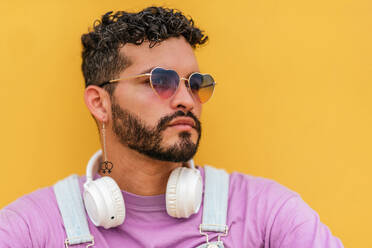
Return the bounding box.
[173,77,196,102]
[180,78,196,99]
[179,77,190,89]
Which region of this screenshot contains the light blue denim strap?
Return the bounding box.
[200,165,229,233]
[198,165,229,248]
[53,174,94,247]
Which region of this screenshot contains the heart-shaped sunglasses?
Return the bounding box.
[98,67,216,104]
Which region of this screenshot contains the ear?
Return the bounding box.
[84,85,111,123]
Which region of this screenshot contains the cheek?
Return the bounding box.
[115,83,170,124]
[193,103,202,119]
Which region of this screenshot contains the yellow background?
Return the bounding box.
[1,0,371,246]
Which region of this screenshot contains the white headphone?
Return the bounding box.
[83,150,203,229]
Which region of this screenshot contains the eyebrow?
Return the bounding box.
[137,66,156,75]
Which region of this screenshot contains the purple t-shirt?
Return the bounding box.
[0,167,343,247]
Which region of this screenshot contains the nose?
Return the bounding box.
[169,78,195,112]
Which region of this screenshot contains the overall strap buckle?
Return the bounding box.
[199,224,229,244]
[64,236,95,248]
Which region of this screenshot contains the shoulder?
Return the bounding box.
[1,185,62,227]
[228,171,299,205]
[3,186,57,212]
[0,186,61,246]
[226,171,344,247]
[227,171,305,234]
[3,174,87,218]
[1,186,58,222]
[0,175,86,246]
[200,165,298,205]
[201,166,301,224]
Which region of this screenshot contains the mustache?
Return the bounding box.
[157,110,201,133]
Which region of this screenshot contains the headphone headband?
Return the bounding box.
[85,150,103,184]
[85,150,195,185]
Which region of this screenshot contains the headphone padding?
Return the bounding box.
[166,167,182,217]
[83,176,125,229]
[166,167,203,218]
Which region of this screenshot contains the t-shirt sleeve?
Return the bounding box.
[0,187,65,247]
[268,195,344,248]
[0,208,32,247]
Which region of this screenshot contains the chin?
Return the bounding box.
[162,132,194,146]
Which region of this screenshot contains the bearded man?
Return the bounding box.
[0,6,343,248]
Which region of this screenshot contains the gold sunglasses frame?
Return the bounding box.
[100,67,216,103]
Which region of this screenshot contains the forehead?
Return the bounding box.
[119,36,199,74]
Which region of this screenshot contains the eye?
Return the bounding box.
[139,78,151,85]
[190,82,200,91]
[190,74,203,91]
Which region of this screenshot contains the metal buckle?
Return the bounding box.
[217,226,228,242]
[64,237,95,248]
[199,224,229,244]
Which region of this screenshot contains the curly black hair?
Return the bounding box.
[81,6,208,93]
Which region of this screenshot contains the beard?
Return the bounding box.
[110,100,201,163]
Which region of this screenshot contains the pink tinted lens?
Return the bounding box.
[151,68,179,99]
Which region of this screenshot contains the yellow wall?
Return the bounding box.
[1,0,371,246]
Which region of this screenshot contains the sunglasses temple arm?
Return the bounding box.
[109,73,151,83]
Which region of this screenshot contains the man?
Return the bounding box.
[0,6,343,247]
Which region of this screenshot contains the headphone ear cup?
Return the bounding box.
[83,176,125,229]
[166,167,203,218]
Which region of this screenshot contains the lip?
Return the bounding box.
[168,117,196,128]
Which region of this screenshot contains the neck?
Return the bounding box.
[98,140,183,196]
